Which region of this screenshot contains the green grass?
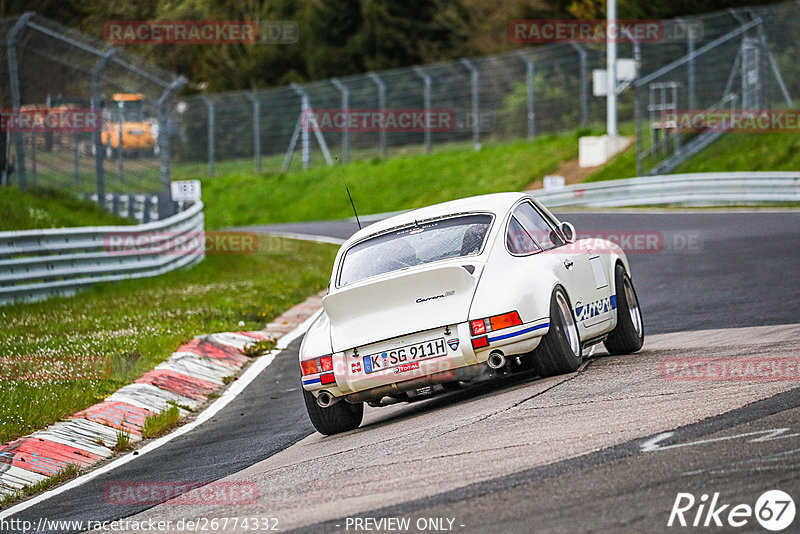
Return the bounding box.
[0,464,80,507]
[199,131,597,229]
[586,130,800,182]
[0,186,132,231]
[142,405,181,439]
[0,238,337,444]
[675,132,800,173]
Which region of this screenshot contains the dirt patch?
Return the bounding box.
[523,158,601,190]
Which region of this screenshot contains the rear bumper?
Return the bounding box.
[301,318,549,400]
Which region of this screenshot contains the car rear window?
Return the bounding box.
[338,214,493,287]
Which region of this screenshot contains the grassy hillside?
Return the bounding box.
[201,131,596,229]
[586,131,800,182]
[0,187,131,231]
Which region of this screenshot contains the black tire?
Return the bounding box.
[303,389,363,435]
[604,264,645,355]
[534,286,583,377]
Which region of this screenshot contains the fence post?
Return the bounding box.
[569,44,589,127]
[290,83,311,169]
[91,48,117,206]
[331,78,350,163]
[201,95,215,176]
[7,12,33,190]
[367,72,387,157]
[460,59,480,150]
[413,66,432,154]
[634,83,643,177]
[247,92,261,172]
[115,103,124,182]
[157,76,186,219]
[677,19,697,111]
[73,132,80,185]
[517,52,535,139]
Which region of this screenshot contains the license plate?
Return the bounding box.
[363,338,447,374]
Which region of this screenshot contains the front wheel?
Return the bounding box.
[303,389,363,435]
[603,264,645,355]
[534,286,583,377]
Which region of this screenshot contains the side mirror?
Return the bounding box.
[559,221,576,244]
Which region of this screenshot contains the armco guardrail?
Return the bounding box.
[0,202,204,305]
[532,172,800,208]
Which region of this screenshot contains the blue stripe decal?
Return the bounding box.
[611,294,617,309]
[487,322,549,342]
[303,377,322,385]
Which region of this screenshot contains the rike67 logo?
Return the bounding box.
[668,490,795,531]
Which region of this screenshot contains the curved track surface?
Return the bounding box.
[6,210,800,533]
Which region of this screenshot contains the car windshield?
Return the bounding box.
[338,214,493,286]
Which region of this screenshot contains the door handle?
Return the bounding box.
[564,259,574,269]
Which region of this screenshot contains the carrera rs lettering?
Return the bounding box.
[416,290,455,303]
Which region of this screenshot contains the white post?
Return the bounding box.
[606,0,618,136]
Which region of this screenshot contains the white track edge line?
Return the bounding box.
[0,308,322,520]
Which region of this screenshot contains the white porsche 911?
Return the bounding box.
[299,192,644,434]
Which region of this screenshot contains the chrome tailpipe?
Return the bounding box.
[487,351,506,370]
[316,391,340,408]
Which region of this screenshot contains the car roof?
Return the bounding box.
[344,192,529,246]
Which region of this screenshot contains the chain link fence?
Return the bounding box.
[2,3,799,200]
[1,13,185,219]
[173,3,799,177]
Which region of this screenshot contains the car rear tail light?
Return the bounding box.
[320,372,336,385]
[300,360,319,375]
[301,355,334,376]
[472,336,489,349]
[490,311,522,331]
[470,311,522,336]
[319,355,333,372]
[470,319,487,336]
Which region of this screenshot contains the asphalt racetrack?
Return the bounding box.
[6,209,800,533]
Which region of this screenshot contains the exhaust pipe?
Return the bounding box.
[487,351,506,370]
[316,391,339,408]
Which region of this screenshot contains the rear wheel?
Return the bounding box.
[534,286,582,377]
[604,264,644,355]
[303,389,363,435]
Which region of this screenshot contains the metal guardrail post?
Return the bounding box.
[413,66,432,154]
[7,12,34,190]
[200,95,215,176]
[331,78,350,163]
[569,44,588,127]
[367,73,387,157]
[91,48,117,206]
[157,76,186,219]
[517,52,535,139]
[460,59,480,150]
[247,92,262,172]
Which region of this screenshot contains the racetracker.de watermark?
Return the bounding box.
[104,20,298,44]
[661,357,800,381]
[103,231,288,255]
[302,109,461,133]
[659,109,800,133]
[0,355,111,381]
[1,108,101,132]
[509,19,703,43]
[104,481,258,506]
[507,229,703,254]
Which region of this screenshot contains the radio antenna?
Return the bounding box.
[335,156,361,230]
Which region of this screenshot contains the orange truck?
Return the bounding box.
[101,93,158,157]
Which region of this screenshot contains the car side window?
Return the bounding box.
[506,216,541,255]
[513,202,563,250]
